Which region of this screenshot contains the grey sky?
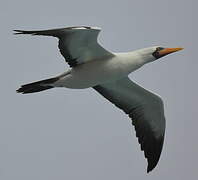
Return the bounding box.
[0,0,197,179]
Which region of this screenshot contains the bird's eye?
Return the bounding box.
[153,47,165,59]
[156,47,164,51]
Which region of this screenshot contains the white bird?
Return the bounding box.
[14,26,183,173]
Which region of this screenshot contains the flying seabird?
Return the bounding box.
[14,26,183,173]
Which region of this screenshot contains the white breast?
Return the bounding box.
[55,53,143,89]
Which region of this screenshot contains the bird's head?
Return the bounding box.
[137,46,184,64]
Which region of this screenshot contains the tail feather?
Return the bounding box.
[16,77,59,94]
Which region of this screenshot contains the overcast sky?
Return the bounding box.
[0,0,197,179]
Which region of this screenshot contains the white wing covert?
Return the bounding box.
[14,26,114,67]
[93,77,166,173]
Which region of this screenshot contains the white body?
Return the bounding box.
[54,49,154,89]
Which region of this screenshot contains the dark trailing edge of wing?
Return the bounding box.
[93,84,165,173]
[129,110,164,173]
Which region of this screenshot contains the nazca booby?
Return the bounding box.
[14,26,183,173]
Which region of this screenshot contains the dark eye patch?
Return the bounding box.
[152,47,165,59]
[156,47,164,51]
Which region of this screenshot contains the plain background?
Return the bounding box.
[0,0,197,179]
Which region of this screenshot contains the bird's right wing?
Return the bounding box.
[93,77,166,173]
[14,26,114,67]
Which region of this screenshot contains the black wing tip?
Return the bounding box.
[147,168,151,173]
[146,138,164,173]
[13,30,34,35]
[131,117,164,173]
[147,163,157,173]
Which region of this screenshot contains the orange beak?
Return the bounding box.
[158,47,184,56]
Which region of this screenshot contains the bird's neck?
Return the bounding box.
[114,51,148,75]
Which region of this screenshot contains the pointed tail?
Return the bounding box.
[16,77,59,94]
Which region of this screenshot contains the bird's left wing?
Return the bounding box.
[93,77,165,173]
[14,26,114,67]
